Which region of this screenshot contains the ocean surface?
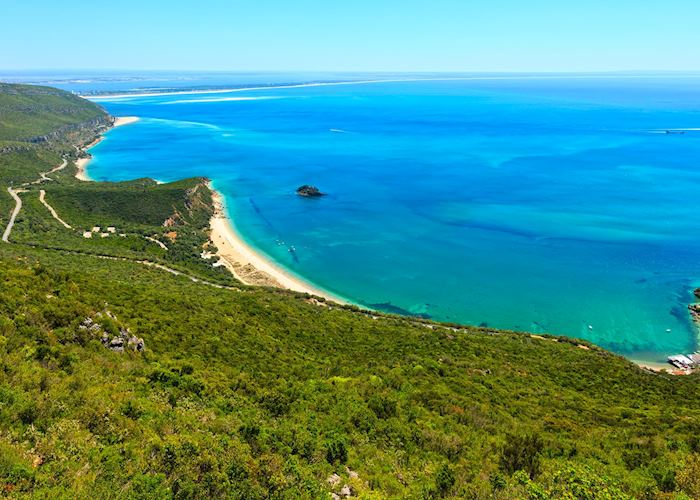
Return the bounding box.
[73,75,700,362]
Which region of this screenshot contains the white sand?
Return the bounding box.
[209,188,345,303]
[82,75,700,101]
[75,140,99,181]
[114,116,140,127]
[632,360,679,373]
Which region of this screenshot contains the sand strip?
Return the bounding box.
[81,75,700,101]
[208,187,345,303]
[114,116,140,127]
[631,359,690,374]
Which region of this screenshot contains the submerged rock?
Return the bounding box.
[296,185,324,197]
[367,302,431,319]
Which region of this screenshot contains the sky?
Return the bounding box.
[3,0,700,72]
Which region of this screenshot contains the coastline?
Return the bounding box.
[82,79,487,100]
[75,116,140,181]
[80,75,700,101]
[632,359,690,375]
[208,185,347,304]
[73,112,687,372]
[75,114,346,304]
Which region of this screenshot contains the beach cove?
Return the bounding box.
[76,116,345,303]
[81,76,700,363]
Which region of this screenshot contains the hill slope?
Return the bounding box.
[0,83,106,144]
[1,83,700,498]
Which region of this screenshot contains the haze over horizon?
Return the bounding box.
[3,0,700,73]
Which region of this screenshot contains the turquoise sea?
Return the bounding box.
[82,75,700,362]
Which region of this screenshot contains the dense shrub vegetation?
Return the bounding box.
[0,83,105,143]
[1,83,700,498]
[2,245,700,498]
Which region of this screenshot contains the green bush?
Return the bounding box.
[500,432,544,479]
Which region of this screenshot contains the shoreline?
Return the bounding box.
[73,112,688,372]
[208,185,348,304]
[632,359,691,375]
[81,74,700,101]
[74,114,346,304]
[75,116,139,181]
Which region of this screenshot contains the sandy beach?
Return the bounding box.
[208,187,345,303]
[75,116,139,180]
[114,116,140,127]
[632,359,688,374]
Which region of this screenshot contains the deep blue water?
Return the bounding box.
[82,76,700,362]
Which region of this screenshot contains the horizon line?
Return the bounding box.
[3,68,700,75]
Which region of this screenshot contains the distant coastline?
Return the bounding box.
[81,74,700,100]
[82,78,461,99]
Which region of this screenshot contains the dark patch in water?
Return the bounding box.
[249,198,262,214]
[670,305,690,325]
[478,322,489,328]
[248,198,304,265]
[287,246,299,263]
[367,302,431,319]
[248,198,277,232]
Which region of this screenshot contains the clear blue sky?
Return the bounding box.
[3,0,699,72]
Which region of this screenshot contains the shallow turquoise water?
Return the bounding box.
[86,76,700,362]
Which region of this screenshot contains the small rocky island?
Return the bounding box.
[296,185,325,197]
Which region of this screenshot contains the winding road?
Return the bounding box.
[25,158,68,186]
[39,189,72,229]
[2,187,24,243]
[3,157,70,242]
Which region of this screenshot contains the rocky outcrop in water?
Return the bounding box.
[296,185,325,197]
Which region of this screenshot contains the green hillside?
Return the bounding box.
[0,83,106,143]
[1,83,699,499]
[0,84,111,232]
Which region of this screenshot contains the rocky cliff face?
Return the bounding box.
[0,82,111,151]
[27,116,113,145]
